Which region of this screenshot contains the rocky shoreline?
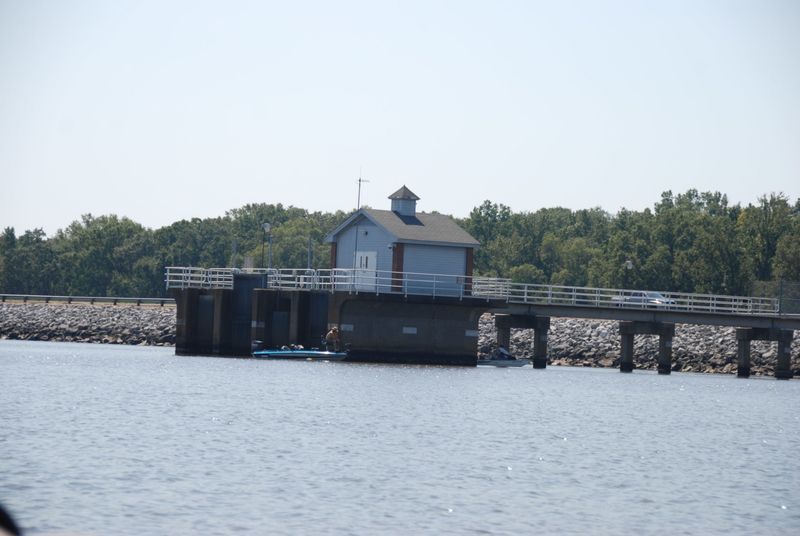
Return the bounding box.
[0,303,175,346]
[1,303,797,376]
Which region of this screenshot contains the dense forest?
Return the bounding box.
[1,190,798,298]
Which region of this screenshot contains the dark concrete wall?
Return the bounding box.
[177,285,487,364]
[251,289,330,350]
[172,288,214,355]
[335,294,485,365]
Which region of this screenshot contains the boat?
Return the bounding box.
[477,346,529,367]
[477,358,530,367]
[252,348,348,361]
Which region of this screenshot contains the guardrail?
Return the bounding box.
[164,266,780,316]
[504,285,778,315]
[0,294,174,306]
[164,266,236,290]
[267,268,473,298]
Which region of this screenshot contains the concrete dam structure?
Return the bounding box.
[172,272,488,366]
[167,267,799,378]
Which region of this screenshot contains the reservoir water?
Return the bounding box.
[2,340,798,535]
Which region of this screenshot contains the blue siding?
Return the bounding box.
[391,199,416,216]
[403,244,467,296]
[335,220,393,272]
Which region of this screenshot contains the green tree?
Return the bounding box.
[773,216,800,281]
[462,201,513,275]
[0,227,17,292]
[55,215,152,296]
[508,264,546,284]
[4,229,59,294]
[738,193,792,281]
[548,237,598,286]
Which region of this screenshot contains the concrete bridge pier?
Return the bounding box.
[495,318,511,352]
[736,329,752,378]
[619,321,675,374]
[620,328,634,373]
[495,315,550,368]
[737,328,794,379]
[777,331,794,380]
[532,318,550,369]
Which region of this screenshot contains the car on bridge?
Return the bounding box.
[613,291,677,307]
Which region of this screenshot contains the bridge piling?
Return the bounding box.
[736,329,752,378]
[495,315,550,368]
[657,324,675,374]
[776,331,794,380]
[532,318,550,369]
[736,328,794,379]
[619,321,675,373]
[620,328,634,373]
[495,318,511,351]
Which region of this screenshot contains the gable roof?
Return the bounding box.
[325,208,480,248]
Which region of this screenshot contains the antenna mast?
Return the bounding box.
[357,169,370,209]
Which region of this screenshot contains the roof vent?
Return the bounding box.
[388,185,420,217]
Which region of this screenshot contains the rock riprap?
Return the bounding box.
[1,304,796,375]
[0,303,175,346]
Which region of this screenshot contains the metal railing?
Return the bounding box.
[163,266,780,316]
[502,285,778,315]
[0,294,174,306]
[164,266,236,290]
[270,268,474,298]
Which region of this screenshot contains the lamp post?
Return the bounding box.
[261,223,272,269]
[623,259,633,289]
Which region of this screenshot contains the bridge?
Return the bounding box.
[165,266,798,378]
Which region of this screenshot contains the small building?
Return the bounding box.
[325,186,480,296]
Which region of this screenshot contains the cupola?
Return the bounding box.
[388,185,420,217]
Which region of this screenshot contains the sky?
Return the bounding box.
[1,0,798,236]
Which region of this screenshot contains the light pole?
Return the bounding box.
[261,223,272,269]
[623,259,633,288]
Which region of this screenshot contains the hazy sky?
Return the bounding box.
[1,0,798,235]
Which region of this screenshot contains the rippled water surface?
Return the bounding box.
[2,340,799,535]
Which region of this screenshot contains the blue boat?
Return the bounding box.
[252,348,348,361]
[477,358,530,367]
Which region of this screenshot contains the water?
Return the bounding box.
[2,340,799,535]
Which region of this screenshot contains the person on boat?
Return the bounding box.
[496,346,515,360]
[325,327,341,352]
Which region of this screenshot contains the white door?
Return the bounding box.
[355,251,377,291]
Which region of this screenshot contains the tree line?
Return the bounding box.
[460,190,799,296]
[1,190,798,298]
